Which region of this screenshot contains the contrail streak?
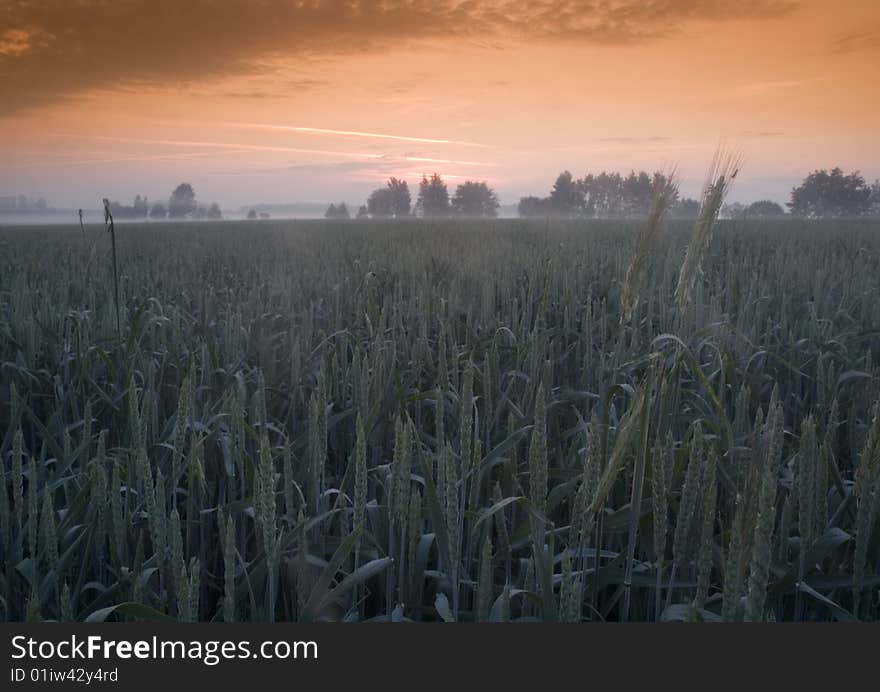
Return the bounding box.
[404,155,494,167]
[226,122,490,148]
[42,134,494,167]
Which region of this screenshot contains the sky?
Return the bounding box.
[1,0,878,210]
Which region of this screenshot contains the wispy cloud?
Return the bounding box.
[598,136,672,144]
[403,156,495,167]
[0,0,798,115]
[732,77,826,96]
[225,123,490,148]
[735,130,785,138]
[833,25,880,53]
[40,133,496,169]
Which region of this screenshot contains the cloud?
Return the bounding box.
[212,160,383,176]
[44,132,497,168]
[833,25,880,53]
[736,130,785,138]
[0,0,797,115]
[224,123,489,147]
[207,79,329,99]
[598,136,671,144]
[732,77,825,96]
[210,158,482,183]
[44,133,386,160]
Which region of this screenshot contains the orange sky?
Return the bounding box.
[1,0,878,210]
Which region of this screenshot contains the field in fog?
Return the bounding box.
[0,217,879,622]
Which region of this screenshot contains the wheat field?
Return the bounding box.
[0,217,879,622]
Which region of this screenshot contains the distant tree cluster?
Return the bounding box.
[516,167,880,221]
[356,174,498,219]
[451,180,499,217]
[788,168,878,218]
[722,200,786,220]
[723,169,879,220]
[416,174,451,217]
[134,183,223,220]
[193,202,223,219]
[107,194,149,219]
[324,202,351,219]
[168,183,197,218]
[0,194,49,214]
[518,170,700,219]
[17,165,880,226]
[365,177,412,218]
[105,184,221,220]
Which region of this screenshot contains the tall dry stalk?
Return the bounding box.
[674,148,742,313]
[102,198,121,342]
[621,171,678,322]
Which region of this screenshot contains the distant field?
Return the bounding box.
[0,218,879,622]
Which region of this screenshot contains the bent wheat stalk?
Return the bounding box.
[102,198,121,342]
[621,171,678,322]
[674,148,742,313]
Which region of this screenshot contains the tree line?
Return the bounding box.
[323,167,879,221]
[326,175,500,219]
[98,167,880,224]
[518,170,702,219]
[519,168,880,220]
[0,194,50,214]
[106,184,222,220]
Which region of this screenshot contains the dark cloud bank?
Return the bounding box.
[1,0,796,115]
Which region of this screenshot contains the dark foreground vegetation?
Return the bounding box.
[0,217,879,622]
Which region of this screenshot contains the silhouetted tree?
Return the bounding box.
[387,178,411,217]
[746,200,785,218]
[549,171,583,217]
[325,202,350,219]
[0,195,51,213]
[452,181,499,217]
[206,202,222,219]
[149,203,166,219]
[364,178,411,218]
[356,205,369,219]
[107,195,150,218]
[721,202,746,219]
[524,169,680,219]
[247,208,258,220]
[367,188,394,218]
[620,171,655,217]
[133,195,148,217]
[581,171,676,218]
[169,183,197,218]
[788,168,872,218]
[581,172,618,217]
[416,173,451,217]
[517,195,554,218]
[671,197,701,219]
